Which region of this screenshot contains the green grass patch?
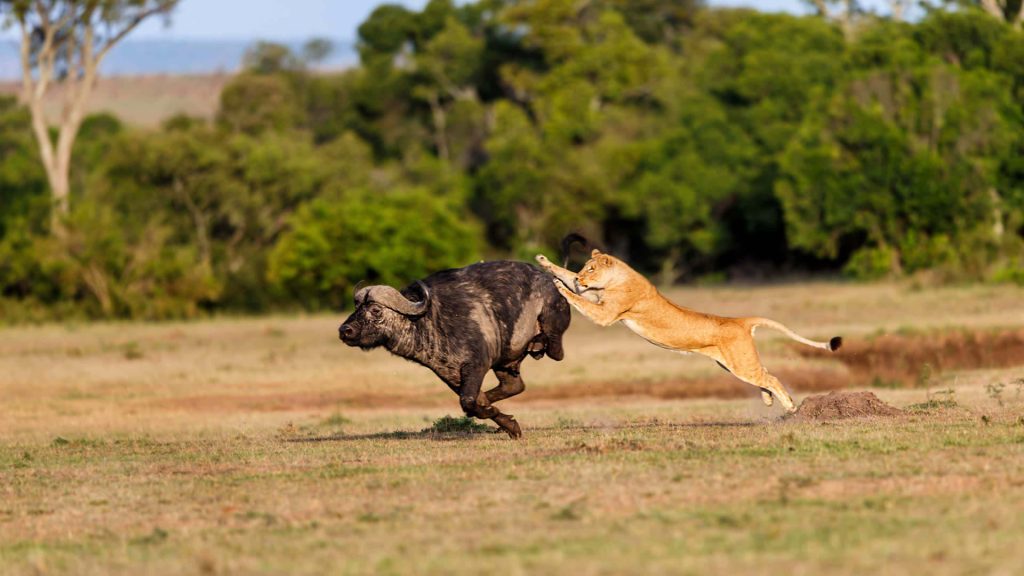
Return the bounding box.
[906,399,959,412]
[424,415,491,434]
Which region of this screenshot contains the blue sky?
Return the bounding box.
[128,0,431,40]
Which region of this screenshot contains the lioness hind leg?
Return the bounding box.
[715,341,796,413]
[756,371,795,413]
[733,367,794,412]
[718,359,772,406]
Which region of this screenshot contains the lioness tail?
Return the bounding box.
[747,318,842,352]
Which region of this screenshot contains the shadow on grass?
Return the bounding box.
[286,430,490,442]
[285,419,761,443]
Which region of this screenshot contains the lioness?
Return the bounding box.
[535,249,841,412]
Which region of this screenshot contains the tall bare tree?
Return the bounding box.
[1,0,178,230]
[807,0,861,36]
[889,0,912,20]
[976,0,1024,27]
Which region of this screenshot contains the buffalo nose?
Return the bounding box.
[339,324,356,341]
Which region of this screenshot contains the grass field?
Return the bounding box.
[3,282,1024,574]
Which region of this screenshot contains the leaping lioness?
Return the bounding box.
[535,245,841,412]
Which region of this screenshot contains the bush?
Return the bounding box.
[843,246,898,280]
[267,188,482,310]
[1,202,220,321]
[992,263,1024,285]
[217,74,302,135]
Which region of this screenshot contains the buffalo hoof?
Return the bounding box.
[527,337,546,359]
[494,414,522,439]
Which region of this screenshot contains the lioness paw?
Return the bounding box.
[535,254,551,267]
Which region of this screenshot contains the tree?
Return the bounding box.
[972,0,1024,27]
[0,96,47,238]
[301,37,333,66]
[217,74,302,135]
[242,41,301,75]
[602,0,703,47]
[807,0,861,34]
[886,0,913,20]
[775,27,1020,279]
[413,17,484,164]
[2,0,179,230]
[356,3,418,64]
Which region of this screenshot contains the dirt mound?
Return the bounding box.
[791,391,903,421]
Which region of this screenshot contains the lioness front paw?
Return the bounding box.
[535,254,552,268]
[552,279,571,294]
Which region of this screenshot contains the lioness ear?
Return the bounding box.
[591,249,602,257]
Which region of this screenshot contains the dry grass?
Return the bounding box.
[2,281,1024,574]
[0,74,228,127]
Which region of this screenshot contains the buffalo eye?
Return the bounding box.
[368,304,383,320]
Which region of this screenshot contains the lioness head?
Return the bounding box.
[575,249,629,291]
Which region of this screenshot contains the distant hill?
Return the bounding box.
[0,38,358,79]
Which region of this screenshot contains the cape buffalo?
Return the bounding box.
[338,261,571,438]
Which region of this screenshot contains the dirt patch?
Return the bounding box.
[530,366,852,403]
[790,391,903,421]
[149,367,854,413]
[796,327,1024,386]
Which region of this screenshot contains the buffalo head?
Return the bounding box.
[338,282,431,350]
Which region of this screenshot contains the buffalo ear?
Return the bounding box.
[591,248,602,256]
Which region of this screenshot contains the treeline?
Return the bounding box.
[2,0,1024,321]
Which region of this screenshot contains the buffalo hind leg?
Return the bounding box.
[458,366,522,439]
[485,367,525,438]
[487,366,526,403]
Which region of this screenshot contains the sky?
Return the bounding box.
[127,0,430,40]
[116,0,897,41]
[0,1,909,41]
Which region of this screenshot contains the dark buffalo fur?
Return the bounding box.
[339,261,571,438]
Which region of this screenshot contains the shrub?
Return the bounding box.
[267,188,482,310]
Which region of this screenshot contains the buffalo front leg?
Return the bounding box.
[458,366,522,439]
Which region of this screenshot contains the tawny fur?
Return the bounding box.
[535,250,842,412]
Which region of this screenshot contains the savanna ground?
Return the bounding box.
[0,74,228,127]
[2,282,1024,575]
